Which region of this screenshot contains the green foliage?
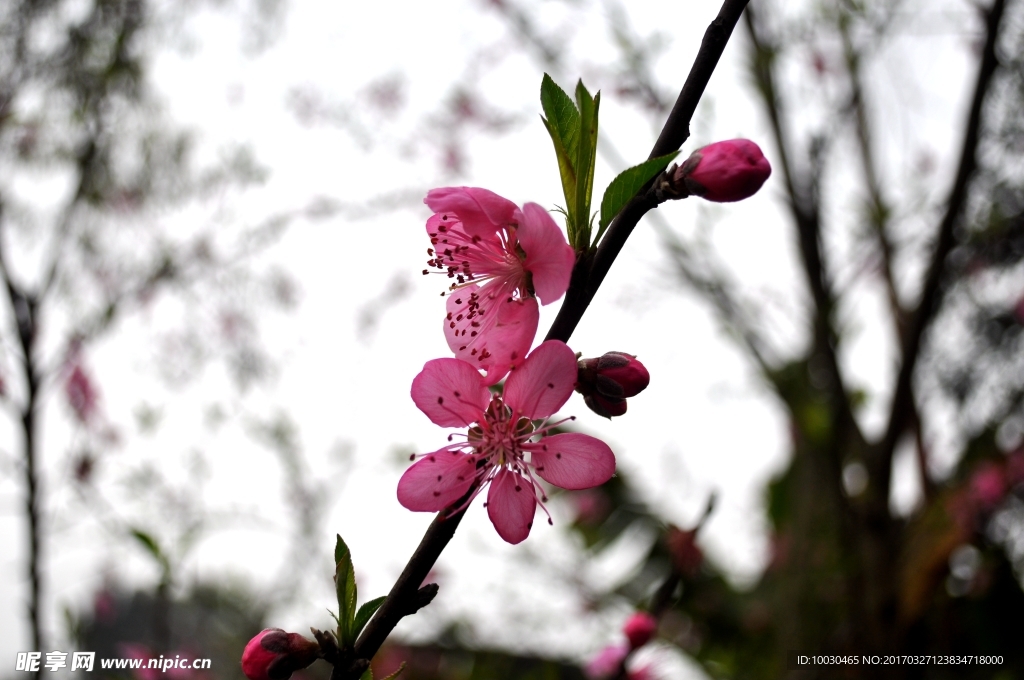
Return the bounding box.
[334,534,384,650]
[539,74,600,249]
[541,74,677,250]
[597,151,679,242]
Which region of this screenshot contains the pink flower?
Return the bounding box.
[623,612,658,649]
[424,187,575,385]
[674,139,771,202]
[241,629,320,680]
[398,340,615,544]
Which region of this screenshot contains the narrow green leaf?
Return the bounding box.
[129,528,162,561]
[352,596,386,641]
[128,528,171,577]
[597,151,681,241]
[540,74,580,170]
[334,534,358,646]
[540,74,581,229]
[573,81,600,249]
[541,116,577,220]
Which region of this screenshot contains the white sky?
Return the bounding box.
[0,0,982,676]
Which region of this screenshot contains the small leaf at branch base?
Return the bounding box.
[334,534,358,646]
[597,151,681,240]
[352,596,386,641]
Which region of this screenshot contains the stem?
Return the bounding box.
[339,0,753,673]
[545,0,751,344]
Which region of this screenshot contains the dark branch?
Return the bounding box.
[545,0,751,344]
[874,0,1007,501]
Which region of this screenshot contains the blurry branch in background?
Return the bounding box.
[0,0,298,666]
[874,0,1006,514]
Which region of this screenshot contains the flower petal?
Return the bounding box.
[528,433,615,490]
[397,449,479,512]
[504,340,577,419]
[517,203,575,305]
[411,358,489,427]
[425,187,518,238]
[444,283,538,385]
[486,468,537,544]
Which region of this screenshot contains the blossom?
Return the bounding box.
[241,629,320,680]
[673,139,771,202]
[623,612,658,649]
[398,340,615,544]
[424,187,575,384]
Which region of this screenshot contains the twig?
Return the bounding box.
[339,1,753,676]
[873,0,1007,509]
[545,0,752,344]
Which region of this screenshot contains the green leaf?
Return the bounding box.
[540,74,580,224]
[128,528,171,578]
[573,81,600,248]
[359,668,374,680]
[334,534,358,646]
[352,596,386,641]
[597,151,680,241]
[541,116,578,220]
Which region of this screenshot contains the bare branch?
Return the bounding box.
[874,0,1007,504]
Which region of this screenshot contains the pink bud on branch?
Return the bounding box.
[665,139,771,202]
[241,629,321,680]
[576,351,650,419]
[622,611,658,650]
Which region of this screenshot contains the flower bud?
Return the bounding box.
[241,628,320,680]
[622,612,657,649]
[673,139,771,203]
[577,352,650,419]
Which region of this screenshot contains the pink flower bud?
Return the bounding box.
[577,352,650,419]
[241,629,320,680]
[674,139,771,202]
[623,612,658,649]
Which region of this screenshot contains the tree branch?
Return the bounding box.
[545,0,752,344]
[874,0,1007,504]
[340,1,754,674]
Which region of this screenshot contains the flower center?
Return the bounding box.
[424,215,525,296]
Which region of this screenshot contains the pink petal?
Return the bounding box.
[411,358,490,427]
[517,203,575,305]
[486,468,537,544]
[397,449,479,512]
[425,187,518,238]
[528,433,615,490]
[444,283,538,385]
[503,340,577,419]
